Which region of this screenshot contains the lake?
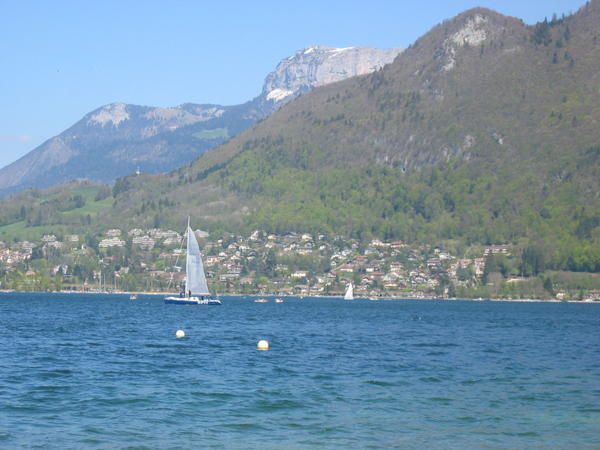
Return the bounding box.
[0,293,598,449]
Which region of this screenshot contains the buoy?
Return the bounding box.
[257,339,269,351]
[176,329,185,339]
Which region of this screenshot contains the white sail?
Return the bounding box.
[185,225,210,296]
[344,283,354,300]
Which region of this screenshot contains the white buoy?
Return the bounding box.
[176,329,185,339]
[257,339,269,351]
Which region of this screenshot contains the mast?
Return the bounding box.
[185,216,190,295]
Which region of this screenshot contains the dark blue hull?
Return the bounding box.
[164,297,222,305]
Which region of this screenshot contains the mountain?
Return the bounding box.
[103,2,598,270]
[0,3,598,272]
[0,46,401,195]
[191,5,599,173]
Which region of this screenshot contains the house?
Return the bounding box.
[389,262,403,273]
[99,237,126,248]
[370,239,384,247]
[219,273,240,282]
[128,229,144,237]
[484,245,510,256]
[427,258,441,269]
[44,241,63,250]
[338,263,355,273]
[163,236,180,246]
[291,270,308,279]
[149,229,180,240]
[20,241,36,252]
[132,235,155,250]
[195,229,209,239]
[205,256,220,266]
[473,258,486,277]
[53,264,69,275]
[368,271,384,280]
[275,264,289,273]
[390,240,405,249]
[240,276,254,285]
[106,229,122,238]
[297,245,313,255]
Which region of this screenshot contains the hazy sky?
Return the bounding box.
[0,0,587,168]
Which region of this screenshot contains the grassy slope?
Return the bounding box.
[0,184,113,241]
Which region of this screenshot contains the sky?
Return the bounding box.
[0,0,588,169]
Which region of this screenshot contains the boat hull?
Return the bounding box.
[164,296,222,305]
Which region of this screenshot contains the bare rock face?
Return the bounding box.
[262,46,402,103]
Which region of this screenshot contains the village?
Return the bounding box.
[0,227,597,301]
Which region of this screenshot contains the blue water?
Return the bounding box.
[0,294,599,449]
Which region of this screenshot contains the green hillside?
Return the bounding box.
[111,4,598,271]
[0,183,112,241]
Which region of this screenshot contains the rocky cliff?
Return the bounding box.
[262,46,400,103]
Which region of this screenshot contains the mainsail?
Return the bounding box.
[185,225,210,295]
[344,283,354,300]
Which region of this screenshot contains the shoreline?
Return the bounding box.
[0,289,598,303]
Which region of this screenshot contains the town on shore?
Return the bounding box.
[0,227,598,302]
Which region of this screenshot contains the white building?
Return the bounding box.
[99,237,126,248]
[106,229,122,238]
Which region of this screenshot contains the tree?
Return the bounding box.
[265,249,277,277]
[457,266,473,282]
[520,245,545,276]
[31,247,44,260]
[112,177,131,198]
[543,276,554,295]
[483,254,510,282]
[72,194,86,209]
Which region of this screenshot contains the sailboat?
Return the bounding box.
[165,218,221,305]
[344,283,354,300]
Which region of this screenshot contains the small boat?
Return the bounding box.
[254,298,269,303]
[274,298,284,303]
[344,283,354,300]
[129,294,138,300]
[368,296,379,301]
[164,218,221,306]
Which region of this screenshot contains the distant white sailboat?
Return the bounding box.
[165,218,221,305]
[344,283,354,300]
